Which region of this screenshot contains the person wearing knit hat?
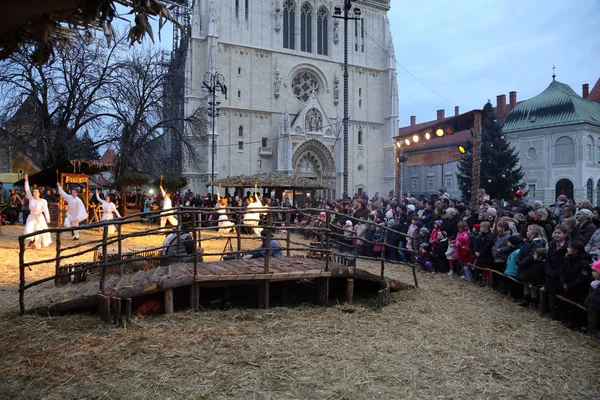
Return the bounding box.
[385,210,394,220]
[434,220,443,228]
[504,234,523,280]
[473,223,480,231]
[345,220,353,226]
[407,204,416,212]
[576,208,597,245]
[438,187,450,200]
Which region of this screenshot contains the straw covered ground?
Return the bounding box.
[0,224,599,399]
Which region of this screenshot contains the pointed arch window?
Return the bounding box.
[317,7,328,55]
[300,3,312,53]
[358,130,363,145]
[283,1,296,50]
[238,126,244,137]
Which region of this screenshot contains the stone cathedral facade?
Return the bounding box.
[183,0,398,199]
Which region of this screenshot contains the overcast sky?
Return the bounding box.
[388,0,600,126]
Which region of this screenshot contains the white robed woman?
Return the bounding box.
[95,189,122,234]
[23,174,52,249]
[216,195,234,234]
[244,193,266,236]
[57,181,89,240]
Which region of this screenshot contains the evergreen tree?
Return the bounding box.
[69,130,101,160]
[457,102,524,201]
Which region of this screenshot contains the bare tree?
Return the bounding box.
[105,46,207,186]
[0,34,121,169]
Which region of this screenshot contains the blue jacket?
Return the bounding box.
[505,249,521,277]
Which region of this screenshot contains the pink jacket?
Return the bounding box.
[453,230,471,260]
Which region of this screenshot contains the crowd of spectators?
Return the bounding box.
[296,188,600,342]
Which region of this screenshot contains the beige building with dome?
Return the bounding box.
[182,0,398,199]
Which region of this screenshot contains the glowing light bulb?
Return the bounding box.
[412,135,419,143]
[436,128,444,137]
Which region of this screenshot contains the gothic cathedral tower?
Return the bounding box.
[184,0,397,198]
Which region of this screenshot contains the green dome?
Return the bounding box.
[504,80,600,133]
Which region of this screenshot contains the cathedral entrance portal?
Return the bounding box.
[292,140,336,200]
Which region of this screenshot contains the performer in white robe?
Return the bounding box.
[23,174,52,249]
[57,183,89,240]
[95,189,122,234]
[244,194,266,236]
[160,185,178,228]
[216,197,234,234]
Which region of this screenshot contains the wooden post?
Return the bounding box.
[98,294,111,323]
[100,225,109,294]
[236,211,242,258]
[164,288,174,314]
[259,281,270,309]
[286,229,291,257]
[318,277,329,305]
[319,231,324,260]
[54,232,62,285]
[125,298,132,322]
[192,212,198,277]
[117,224,123,275]
[394,142,402,199]
[112,297,122,325]
[470,111,483,204]
[264,213,272,274]
[411,263,419,289]
[346,278,354,305]
[19,237,25,315]
[324,211,331,272]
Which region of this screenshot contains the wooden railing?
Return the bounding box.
[17,207,420,314]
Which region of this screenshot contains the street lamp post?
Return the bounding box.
[202,71,226,193]
[334,1,361,204]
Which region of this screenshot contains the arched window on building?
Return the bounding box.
[553,136,575,164]
[317,7,328,55]
[283,1,296,49]
[238,126,244,137]
[596,179,600,207]
[587,178,594,203]
[300,2,312,53]
[587,135,594,162]
[358,130,363,145]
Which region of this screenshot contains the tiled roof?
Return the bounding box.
[504,80,600,133]
[100,148,117,164]
[588,78,600,103]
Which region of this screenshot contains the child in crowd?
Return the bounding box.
[515,224,547,305]
[416,243,435,274]
[519,248,547,308]
[584,261,600,341]
[474,221,495,285]
[450,221,471,277]
[445,239,455,277]
[559,240,591,330]
[406,216,419,251]
[501,234,523,298]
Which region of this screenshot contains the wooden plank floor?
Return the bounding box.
[27,258,337,315]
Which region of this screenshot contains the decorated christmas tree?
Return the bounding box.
[457,102,524,201]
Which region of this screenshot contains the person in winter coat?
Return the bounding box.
[474,221,495,285]
[492,220,511,272]
[573,209,597,246]
[416,243,435,274]
[504,235,522,278]
[559,240,592,329]
[545,226,570,319]
[519,248,547,307]
[445,240,455,277]
[584,226,600,259]
[450,221,471,277]
[516,224,547,279]
[584,261,600,340]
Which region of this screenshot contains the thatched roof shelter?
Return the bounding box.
[0,0,182,64]
[14,159,113,187]
[207,173,329,190]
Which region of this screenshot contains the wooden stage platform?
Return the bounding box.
[27,257,346,316]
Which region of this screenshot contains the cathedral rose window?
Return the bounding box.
[292,71,319,102]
